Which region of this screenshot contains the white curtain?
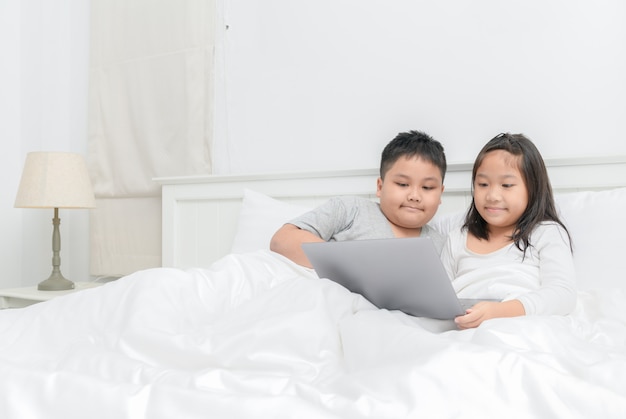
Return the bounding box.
[88,0,216,276]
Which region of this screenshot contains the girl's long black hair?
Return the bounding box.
[463,133,572,254]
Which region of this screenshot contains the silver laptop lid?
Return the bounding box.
[302,237,466,319]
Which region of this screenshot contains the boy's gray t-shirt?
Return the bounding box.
[288,196,445,253]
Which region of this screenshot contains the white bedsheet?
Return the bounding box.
[1,250,625,418]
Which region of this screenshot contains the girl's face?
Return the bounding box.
[473,150,529,237]
[376,155,444,237]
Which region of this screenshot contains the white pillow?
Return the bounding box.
[555,187,626,291]
[231,189,312,254]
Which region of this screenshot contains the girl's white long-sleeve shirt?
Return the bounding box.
[440,222,577,316]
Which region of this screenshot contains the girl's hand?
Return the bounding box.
[454,299,525,329]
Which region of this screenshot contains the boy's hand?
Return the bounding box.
[454,299,525,329]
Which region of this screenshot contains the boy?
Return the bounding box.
[269,130,447,267]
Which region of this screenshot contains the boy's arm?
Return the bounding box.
[269,223,324,268]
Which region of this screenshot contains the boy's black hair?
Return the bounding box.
[380,130,447,181]
[464,132,572,254]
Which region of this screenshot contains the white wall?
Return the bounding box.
[2,1,624,288]
[214,0,626,174]
[0,0,91,288]
[0,0,23,288]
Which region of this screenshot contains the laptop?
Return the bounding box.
[302,237,495,320]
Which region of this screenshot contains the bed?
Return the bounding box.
[1,156,626,418]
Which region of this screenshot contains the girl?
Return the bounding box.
[441,133,577,329]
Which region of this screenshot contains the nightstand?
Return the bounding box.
[0,282,104,309]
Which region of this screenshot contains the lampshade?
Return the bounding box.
[15,152,96,209]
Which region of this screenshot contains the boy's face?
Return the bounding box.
[376,156,444,236]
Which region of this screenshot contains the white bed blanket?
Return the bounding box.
[1,250,625,418]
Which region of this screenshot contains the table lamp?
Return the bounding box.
[14,152,96,291]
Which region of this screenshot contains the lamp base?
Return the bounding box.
[38,272,75,291]
[37,207,75,291]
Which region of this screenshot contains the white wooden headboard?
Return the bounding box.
[155,156,626,269]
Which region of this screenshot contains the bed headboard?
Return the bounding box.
[155,156,626,269]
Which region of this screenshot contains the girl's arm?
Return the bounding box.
[455,299,525,329]
[515,223,577,316]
